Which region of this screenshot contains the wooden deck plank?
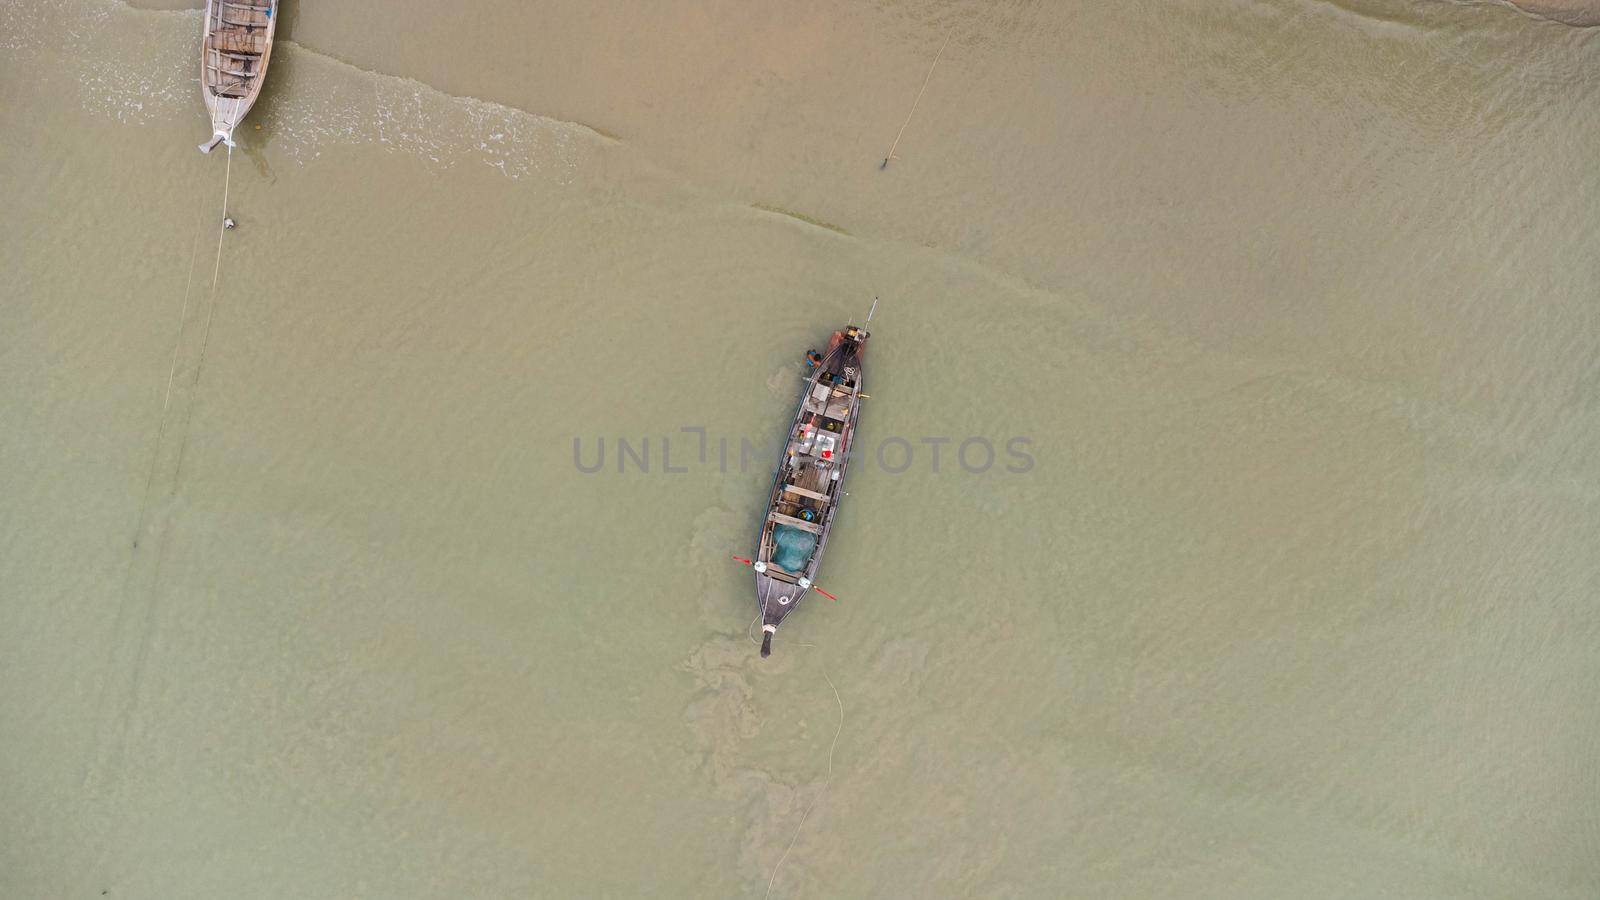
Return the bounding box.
[782,483,830,502]
[768,511,823,535]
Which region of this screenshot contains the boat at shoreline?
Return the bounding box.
[199,0,278,153]
[752,324,870,657]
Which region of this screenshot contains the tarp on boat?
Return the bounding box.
[772,524,817,572]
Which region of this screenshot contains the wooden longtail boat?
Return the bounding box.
[198,0,277,153]
[753,325,870,657]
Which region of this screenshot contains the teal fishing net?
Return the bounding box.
[772,524,817,572]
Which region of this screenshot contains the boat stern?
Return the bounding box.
[755,567,809,657]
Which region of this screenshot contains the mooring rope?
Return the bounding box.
[195,142,233,385]
[96,141,237,795]
[880,28,955,169]
[168,143,234,493]
[125,161,215,548]
[763,669,843,899]
[747,612,845,899]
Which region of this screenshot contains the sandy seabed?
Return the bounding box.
[1510,0,1600,25]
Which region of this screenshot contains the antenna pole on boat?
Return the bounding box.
[867,296,879,323]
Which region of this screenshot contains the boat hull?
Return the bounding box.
[752,326,869,656]
[200,0,278,151]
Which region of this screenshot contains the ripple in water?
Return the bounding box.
[38,0,605,180]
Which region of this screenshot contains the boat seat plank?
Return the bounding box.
[782,483,830,502]
[216,12,270,29]
[206,70,254,88]
[210,29,266,54]
[768,511,823,535]
[208,49,262,63]
[205,65,252,82]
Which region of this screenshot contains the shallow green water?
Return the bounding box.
[2,0,1598,896]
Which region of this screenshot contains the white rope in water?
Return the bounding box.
[126,167,213,547]
[168,144,233,492]
[750,600,844,899]
[195,143,233,381]
[880,28,955,169]
[97,142,237,793]
[763,670,843,900]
